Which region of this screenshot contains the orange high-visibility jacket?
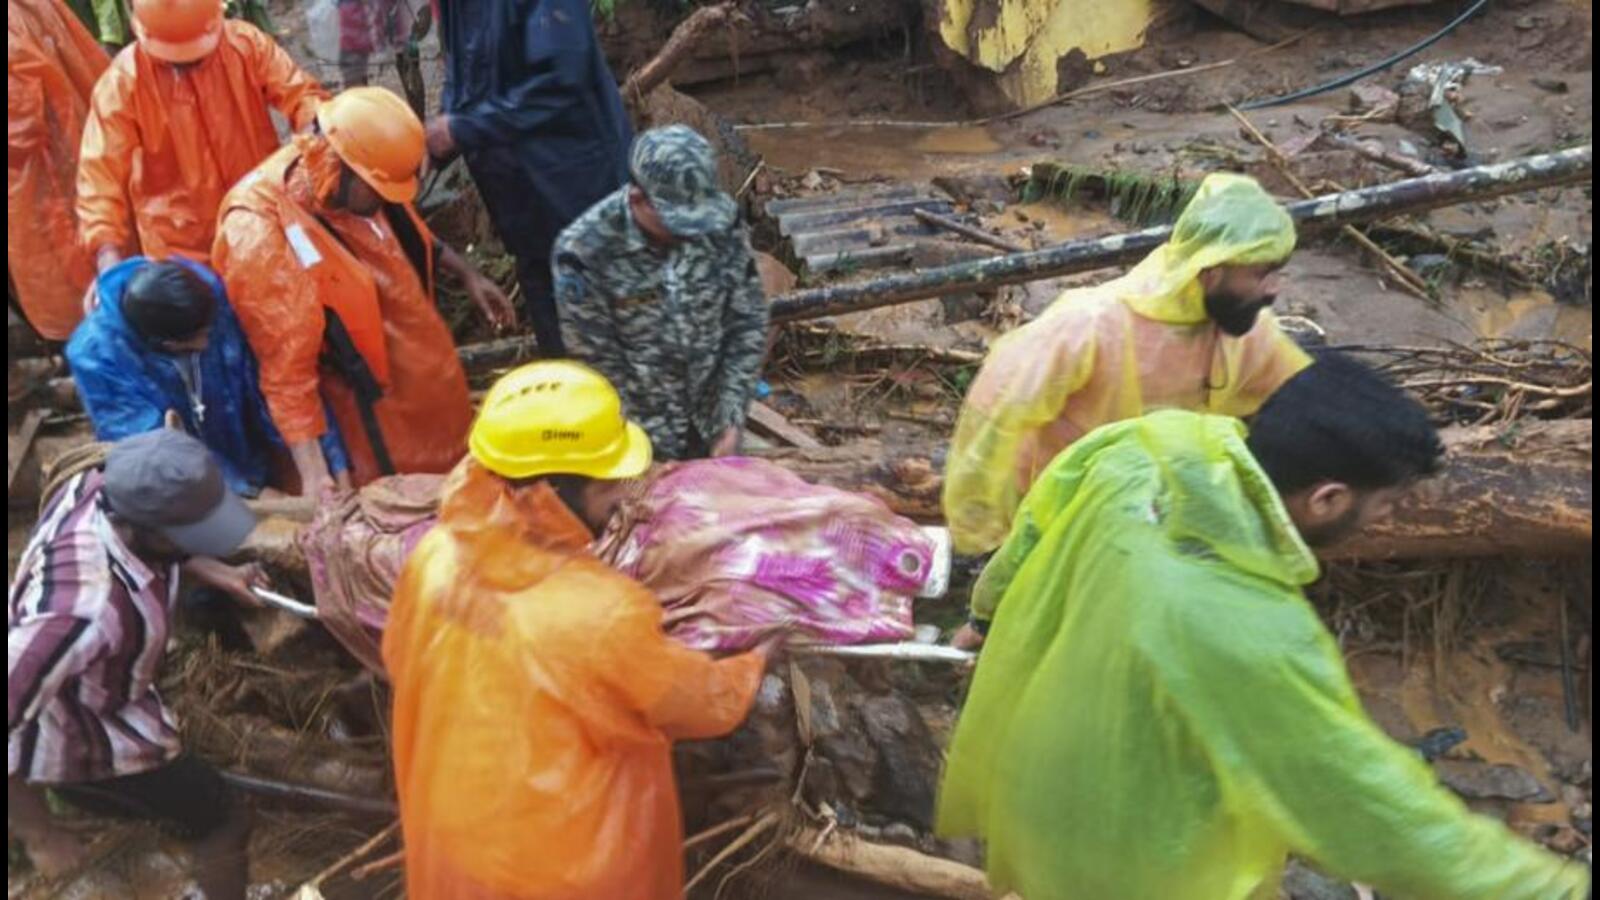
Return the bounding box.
[213,138,472,486]
[384,460,766,899]
[8,0,108,340]
[76,19,325,263]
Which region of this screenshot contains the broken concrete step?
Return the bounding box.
[778,198,955,236]
[765,183,939,217]
[790,217,945,257]
[803,244,916,277]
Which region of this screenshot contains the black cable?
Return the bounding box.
[1237,0,1492,110]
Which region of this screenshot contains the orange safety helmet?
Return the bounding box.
[131,0,224,63]
[316,87,426,204]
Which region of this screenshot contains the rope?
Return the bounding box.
[38,442,110,514]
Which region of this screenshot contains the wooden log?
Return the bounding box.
[240,422,1591,572]
[787,827,1005,900]
[1327,419,1592,560]
[619,1,734,108]
[770,146,1593,322]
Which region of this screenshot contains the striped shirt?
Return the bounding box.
[7,471,182,784]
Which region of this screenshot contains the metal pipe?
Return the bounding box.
[769,146,1592,323]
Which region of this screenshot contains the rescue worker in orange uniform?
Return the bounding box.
[8,0,108,340]
[76,0,327,269]
[385,360,772,899]
[213,87,515,496]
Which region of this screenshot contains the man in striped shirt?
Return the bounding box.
[8,430,259,899]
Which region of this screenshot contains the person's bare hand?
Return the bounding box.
[950,622,986,651]
[186,558,268,607]
[162,409,184,431]
[424,115,458,164]
[467,273,517,332]
[711,426,742,458]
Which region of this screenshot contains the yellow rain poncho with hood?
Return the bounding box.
[942,173,1311,554]
[937,410,1589,900]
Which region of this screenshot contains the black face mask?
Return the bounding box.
[1203,289,1273,337]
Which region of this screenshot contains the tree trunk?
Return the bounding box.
[1326,419,1593,560]
[239,421,1592,572]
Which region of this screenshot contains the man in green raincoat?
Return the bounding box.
[937,352,1590,900]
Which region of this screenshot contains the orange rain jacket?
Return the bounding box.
[213,136,473,486]
[8,0,108,340]
[384,459,766,899]
[76,19,326,263]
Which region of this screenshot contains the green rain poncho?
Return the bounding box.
[937,410,1589,900]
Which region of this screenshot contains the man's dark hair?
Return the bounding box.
[123,262,217,343]
[1247,350,1444,494]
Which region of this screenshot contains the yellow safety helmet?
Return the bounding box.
[469,361,653,481]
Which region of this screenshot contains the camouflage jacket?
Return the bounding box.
[553,189,768,459]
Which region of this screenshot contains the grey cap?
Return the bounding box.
[103,430,256,558]
[629,125,737,238]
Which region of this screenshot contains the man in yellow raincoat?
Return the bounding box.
[942,173,1309,579]
[937,353,1590,900]
[383,360,771,899]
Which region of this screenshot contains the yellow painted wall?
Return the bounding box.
[937,0,1157,106]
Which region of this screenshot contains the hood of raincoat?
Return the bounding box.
[1117,173,1297,325]
[940,409,1587,900]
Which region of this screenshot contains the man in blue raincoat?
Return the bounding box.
[66,258,348,497]
[423,0,633,358]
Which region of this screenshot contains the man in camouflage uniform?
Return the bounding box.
[554,125,768,460]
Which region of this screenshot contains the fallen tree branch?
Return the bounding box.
[350,849,406,881]
[621,1,735,105]
[1317,131,1440,177]
[914,209,1026,253]
[684,809,781,894]
[1226,104,1434,299]
[294,820,399,896]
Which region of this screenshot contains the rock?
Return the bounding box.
[1413,726,1469,762]
[1437,760,1556,803]
[1282,859,1358,900]
[860,694,943,830]
[1532,77,1570,94]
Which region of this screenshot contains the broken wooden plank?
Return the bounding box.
[746,401,824,449]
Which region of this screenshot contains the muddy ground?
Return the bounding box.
[7,0,1593,897]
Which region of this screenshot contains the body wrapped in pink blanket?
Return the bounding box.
[299,458,935,670]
